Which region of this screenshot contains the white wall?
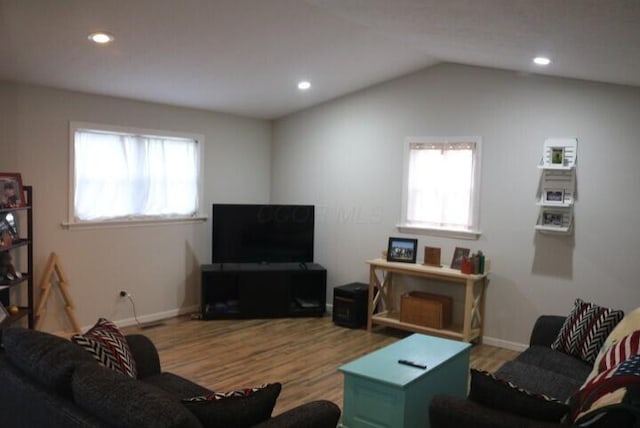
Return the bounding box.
[272,63,640,346]
[0,81,271,333]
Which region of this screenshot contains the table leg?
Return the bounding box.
[462,278,474,341]
[367,266,375,331]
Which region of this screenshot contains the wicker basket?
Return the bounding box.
[400,291,452,329]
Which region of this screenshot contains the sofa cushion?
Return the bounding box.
[72,361,201,428]
[71,318,138,378]
[469,369,568,422]
[568,354,640,427]
[551,299,624,364]
[514,345,592,382]
[1,327,95,397]
[182,383,281,428]
[144,372,212,398]
[495,360,585,401]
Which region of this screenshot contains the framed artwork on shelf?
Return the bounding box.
[423,246,441,267]
[386,237,418,263]
[0,173,25,209]
[450,247,470,269]
[542,211,564,227]
[543,189,565,204]
[550,147,564,165]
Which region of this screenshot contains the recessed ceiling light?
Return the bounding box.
[533,56,551,66]
[88,32,114,44]
[297,81,311,90]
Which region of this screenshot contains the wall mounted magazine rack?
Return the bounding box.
[535,138,577,234]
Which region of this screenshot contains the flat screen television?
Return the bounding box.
[212,204,314,264]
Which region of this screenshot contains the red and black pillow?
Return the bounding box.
[182,383,281,428]
[71,318,138,378]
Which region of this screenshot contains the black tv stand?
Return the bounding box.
[201,263,326,319]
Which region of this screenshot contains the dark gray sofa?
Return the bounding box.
[0,328,340,428]
[429,315,632,428]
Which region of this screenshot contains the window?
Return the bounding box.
[68,122,204,226]
[400,137,482,238]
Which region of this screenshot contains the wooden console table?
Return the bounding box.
[366,258,488,342]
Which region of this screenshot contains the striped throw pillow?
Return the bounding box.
[551,299,624,364]
[72,318,138,378]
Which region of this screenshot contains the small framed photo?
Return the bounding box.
[387,237,418,263]
[551,147,564,165]
[542,211,564,226]
[544,189,565,204]
[450,247,470,269]
[423,246,442,267]
[0,173,25,209]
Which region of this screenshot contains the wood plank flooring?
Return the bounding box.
[123,316,519,415]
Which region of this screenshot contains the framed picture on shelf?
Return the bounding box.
[450,247,470,269]
[542,211,564,227]
[386,237,418,263]
[0,173,25,209]
[550,147,564,165]
[423,246,442,267]
[543,189,565,204]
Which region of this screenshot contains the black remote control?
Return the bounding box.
[398,359,427,369]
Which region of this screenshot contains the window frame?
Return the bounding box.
[65,121,206,229]
[399,136,482,240]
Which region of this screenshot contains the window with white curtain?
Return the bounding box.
[69,123,203,225]
[400,137,482,238]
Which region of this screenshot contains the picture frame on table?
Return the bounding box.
[0,173,26,209]
[423,246,442,267]
[386,237,418,263]
[450,247,470,270]
[543,189,565,204]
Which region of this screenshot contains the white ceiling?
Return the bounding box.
[1,0,639,119]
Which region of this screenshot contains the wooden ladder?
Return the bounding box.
[34,252,81,333]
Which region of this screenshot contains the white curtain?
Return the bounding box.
[407,142,475,229]
[74,130,199,221]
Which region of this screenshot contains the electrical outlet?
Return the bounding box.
[119,290,129,297]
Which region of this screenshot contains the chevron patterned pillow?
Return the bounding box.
[551,299,624,365]
[182,383,281,428]
[72,318,138,378]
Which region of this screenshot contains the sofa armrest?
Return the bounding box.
[429,395,570,428]
[126,334,161,379]
[529,315,566,348]
[252,400,341,428]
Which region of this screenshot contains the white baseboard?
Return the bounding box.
[325,303,333,314]
[113,304,200,329]
[482,336,528,352]
[66,305,200,333]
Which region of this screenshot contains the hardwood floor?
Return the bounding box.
[123,316,519,415]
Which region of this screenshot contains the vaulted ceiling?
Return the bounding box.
[1,0,639,119]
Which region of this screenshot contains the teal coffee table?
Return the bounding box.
[339,334,471,428]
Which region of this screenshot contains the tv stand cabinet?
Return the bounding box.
[201,263,327,319]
